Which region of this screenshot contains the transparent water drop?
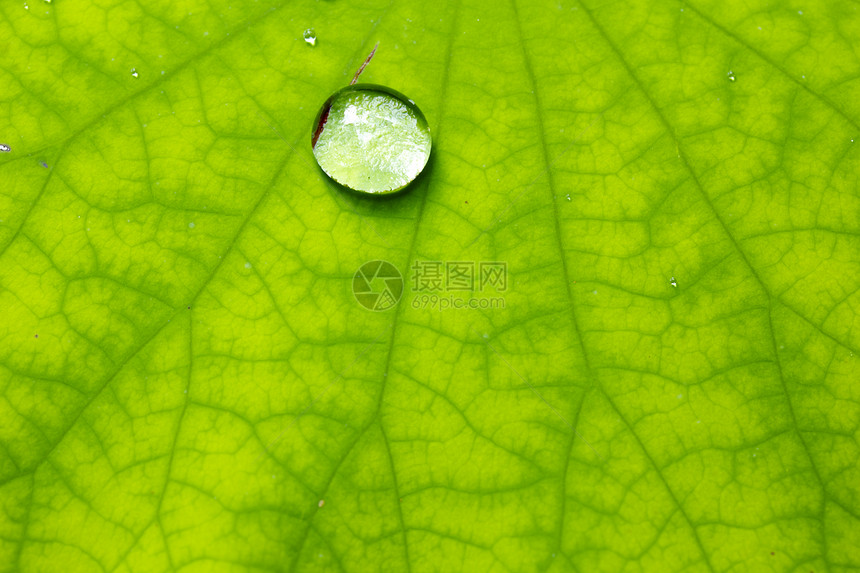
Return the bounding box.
[303,28,316,46]
[131,68,139,78]
[188,222,195,229]
[0,144,10,153]
[565,193,571,201]
[312,84,432,194]
[670,276,677,287]
[244,262,252,269]
[44,0,51,3]
[23,2,29,9]
[727,70,736,82]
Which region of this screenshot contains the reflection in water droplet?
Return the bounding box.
[188,222,195,229]
[312,84,432,194]
[131,68,139,78]
[670,276,677,287]
[303,28,316,46]
[565,193,571,201]
[727,70,736,82]
[23,2,29,9]
[0,144,10,153]
[244,262,252,269]
[44,0,51,3]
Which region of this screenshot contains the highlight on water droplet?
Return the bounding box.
[727,70,736,82]
[311,84,432,194]
[670,276,677,288]
[0,144,10,153]
[131,67,139,78]
[303,28,316,46]
[23,2,29,9]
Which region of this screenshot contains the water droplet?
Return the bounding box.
[670,276,677,287]
[23,2,29,9]
[244,262,252,269]
[565,193,571,201]
[0,144,10,153]
[44,0,51,3]
[318,499,325,507]
[131,68,139,78]
[188,222,195,229]
[312,85,432,194]
[303,28,316,46]
[727,70,736,82]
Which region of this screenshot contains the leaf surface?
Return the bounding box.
[1,0,859,571]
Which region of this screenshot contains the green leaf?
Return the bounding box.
[1,0,858,571]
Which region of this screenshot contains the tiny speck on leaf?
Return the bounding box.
[318,499,325,508]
